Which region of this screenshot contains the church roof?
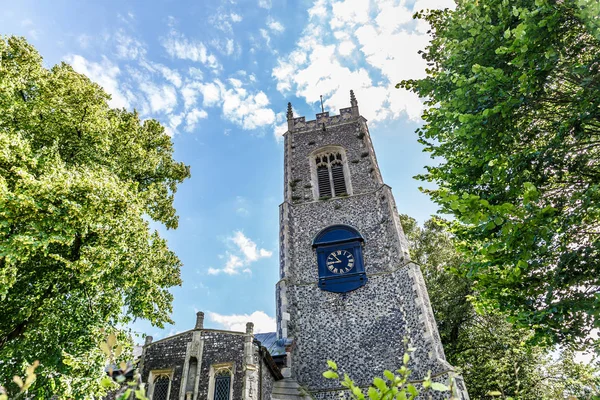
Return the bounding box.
[254,332,290,357]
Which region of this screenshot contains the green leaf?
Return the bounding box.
[368,387,380,400]
[407,384,418,397]
[373,377,387,392]
[323,370,339,379]
[327,360,338,371]
[430,382,449,391]
[384,370,395,381]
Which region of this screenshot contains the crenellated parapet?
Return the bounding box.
[288,108,354,133]
[286,90,361,133]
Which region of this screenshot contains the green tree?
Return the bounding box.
[400,0,600,347]
[0,36,190,398]
[400,214,600,399]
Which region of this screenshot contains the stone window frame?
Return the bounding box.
[310,145,353,200]
[208,363,235,400]
[147,369,174,400]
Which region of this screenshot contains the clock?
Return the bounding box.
[313,225,367,293]
[326,250,355,274]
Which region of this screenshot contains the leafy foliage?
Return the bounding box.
[401,214,600,399]
[0,36,190,397]
[322,339,457,400]
[400,0,600,346]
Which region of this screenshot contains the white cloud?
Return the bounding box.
[209,231,272,275]
[260,29,271,47]
[208,311,276,333]
[338,40,355,56]
[231,231,272,262]
[65,55,131,109]
[211,9,245,34]
[162,30,221,70]
[273,112,287,141]
[258,0,272,9]
[138,82,178,114]
[272,0,454,123]
[309,0,328,18]
[267,17,285,33]
[185,108,208,132]
[330,0,371,29]
[195,78,275,130]
[181,83,200,110]
[154,65,182,88]
[164,113,184,136]
[226,39,235,55]
[198,81,223,107]
[141,61,182,88]
[114,30,146,60]
[188,67,204,80]
[222,88,276,129]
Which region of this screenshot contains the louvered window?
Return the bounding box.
[331,163,347,196]
[315,151,348,198]
[153,376,170,400]
[317,165,332,197]
[213,371,231,400]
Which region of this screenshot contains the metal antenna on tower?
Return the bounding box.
[319,95,326,131]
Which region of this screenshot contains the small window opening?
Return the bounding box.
[153,376,170,400]
[213,370,231,400]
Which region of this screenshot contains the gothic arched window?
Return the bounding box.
[213,370,231,400]
[152,376,170,400]
[314,150,349,198]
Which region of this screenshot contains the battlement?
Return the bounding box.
[286,90,360,133]
[289,108,357,133]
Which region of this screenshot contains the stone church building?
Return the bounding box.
[138,92,469,400]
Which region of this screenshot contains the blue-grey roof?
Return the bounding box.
[254,332,291,357]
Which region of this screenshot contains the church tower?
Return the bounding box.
[275,92,468,399]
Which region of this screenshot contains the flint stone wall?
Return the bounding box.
[197,331,246,399]
[140,330,258,400]
[141,331,193,399]
[277,111,458,398]
[283,117,383,205]
[261,357,275,400]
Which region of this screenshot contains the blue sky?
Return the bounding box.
[2,0,454,339]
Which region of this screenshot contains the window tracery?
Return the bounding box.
[314,151,348,198]
[152,375,170,400]
[213,370,231,400]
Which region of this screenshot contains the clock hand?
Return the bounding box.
[332,254,342,262]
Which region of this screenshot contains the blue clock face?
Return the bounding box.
[326,250,355,274]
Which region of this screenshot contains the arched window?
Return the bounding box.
[213,370,231,400]
[314,151,348,198]
[153,376,170,400]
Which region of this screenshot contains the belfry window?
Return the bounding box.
[315,151,348,198]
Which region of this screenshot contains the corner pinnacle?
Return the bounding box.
[350,90,358,107]
[286,102,293,120]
